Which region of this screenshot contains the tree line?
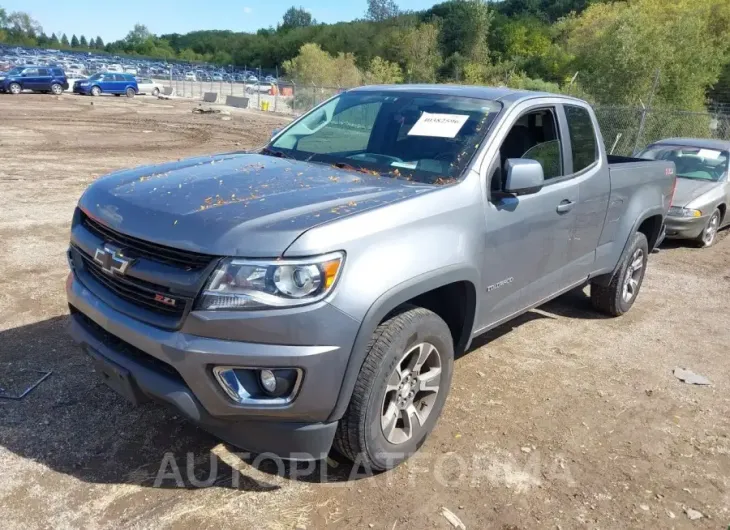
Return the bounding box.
[1,0,729,110]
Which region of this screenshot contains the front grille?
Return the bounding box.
[81,212,213,270]
[76,248,188,317]
[70,306,185,383]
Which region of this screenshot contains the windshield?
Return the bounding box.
[5,67,23,76]
[640,145,728,182]
[88,73,103,80]
[267,91,502,184]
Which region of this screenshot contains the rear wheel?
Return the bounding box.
[333,306,454,471]
[8,82,21,95]
[696,209,721,248]
[126,87,136,98]
[152,87,160,96]
[591,231,649,316]
[50,83,63,95]
[90,86,101,97]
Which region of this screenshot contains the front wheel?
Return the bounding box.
[333,306,454,471]
[90,86,101,97]
[152,87,160,96]
[696,209,721,248]
[591,231,649,316]
[8,82,21,95]
[126,87,136,98]
[50,83,63,95]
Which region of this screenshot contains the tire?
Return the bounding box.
[126,87,136,98]
[333,306,454,471]
[8,82,21,95]
[152,88,160,96]
[695,208,721,248]
[591,231,649,316]
[90,86,101,97]
[50,83,63,95]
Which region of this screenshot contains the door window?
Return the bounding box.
[564,105,598,173]
[38,68,50,76]
[23,68,39,76]
[492,108,563,192]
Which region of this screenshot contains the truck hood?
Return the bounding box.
[672,178,720,207]
[79,152,431,257]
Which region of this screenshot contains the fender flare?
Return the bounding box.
[592,206,665,287]
[326,265,479,423]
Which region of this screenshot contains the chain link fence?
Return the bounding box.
[152,76,730,153]
[595,106,730,155]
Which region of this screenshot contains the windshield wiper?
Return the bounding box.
[261,146,293,159]
[332,162,378,175]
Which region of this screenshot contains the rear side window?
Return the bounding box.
[113,74,125,81]
[52,68,63,76]
[565,105,598,173]
[38,68,50,76]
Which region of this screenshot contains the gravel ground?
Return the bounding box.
[0,94,728,530]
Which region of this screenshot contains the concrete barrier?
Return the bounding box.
[162,86,174,96]
[225,95,250,109]
[203,92,218,103]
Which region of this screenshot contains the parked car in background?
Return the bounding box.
[185,72,196,81]
[66,86,674,470]
[135,77,163,96]
[73,72,138,97]
[65,72,87,92]
[0,65,68,95]
[638,138,729,247]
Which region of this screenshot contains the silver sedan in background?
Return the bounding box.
[638,138,729,247]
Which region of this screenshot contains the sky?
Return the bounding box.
[3,0,440,43]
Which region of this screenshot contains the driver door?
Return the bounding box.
[476,105,579,330]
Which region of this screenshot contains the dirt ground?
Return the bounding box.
[0,94,728,530]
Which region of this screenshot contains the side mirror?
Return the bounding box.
[270,127,281,139]
[504,159,544,195]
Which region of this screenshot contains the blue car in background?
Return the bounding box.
[0,65,68,95]
[73,72,138,97]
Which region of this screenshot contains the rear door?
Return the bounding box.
[477,102,580,329]
[559,104,611,284]
[37,68,51,90]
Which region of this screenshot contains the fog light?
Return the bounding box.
[260,369,277,393]
[213,366,302,405]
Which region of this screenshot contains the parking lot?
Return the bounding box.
[1,94,728,529]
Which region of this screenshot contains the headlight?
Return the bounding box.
[668,206,702,218]
[197,252,344,310]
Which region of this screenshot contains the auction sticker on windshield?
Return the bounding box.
[408,112,470,138]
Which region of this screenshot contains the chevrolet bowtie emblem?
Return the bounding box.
[93,245,133,275]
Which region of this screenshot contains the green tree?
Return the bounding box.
[70,34,79,47]
[400,22,442,82]
[79,35,88,47]
[49,33,59,47]
[61,33,69,47]
[367,0,400,21]
[562,0,730,109]
[95,36,104,49]
[429,0,492,64]
[281,7,314,30]
[283,42,337,85]
[364,56,404,84]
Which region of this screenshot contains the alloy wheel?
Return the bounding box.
[622,248,644,303]
[703,212,720,246]
[380,342,442,445]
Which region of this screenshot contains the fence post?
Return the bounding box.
[633,69,660,155]
[311,82,316,110]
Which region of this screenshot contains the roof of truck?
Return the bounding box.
[351,84,583,106]
[650,137,730,151]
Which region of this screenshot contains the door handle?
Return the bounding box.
[556,200,575,213]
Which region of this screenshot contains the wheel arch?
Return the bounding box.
[326,266,479,422]
[593,208,663,287]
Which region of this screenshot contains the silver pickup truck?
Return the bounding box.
[66,86,675,470]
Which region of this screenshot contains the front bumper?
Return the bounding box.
[664,214,708,239]
[66,271,360,458]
